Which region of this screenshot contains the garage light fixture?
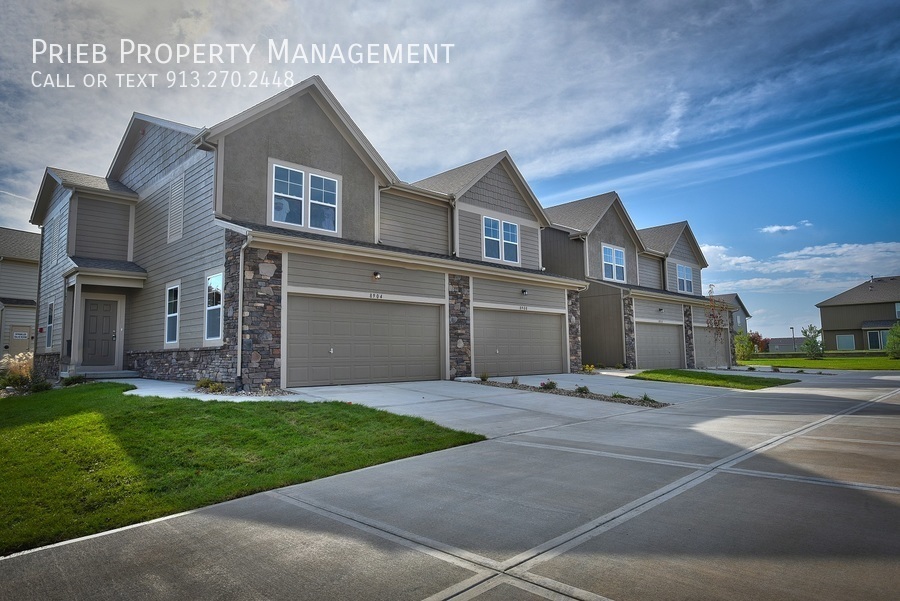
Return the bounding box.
[373,271,382,279]
[521,289,528,296]
[658,308,664,312]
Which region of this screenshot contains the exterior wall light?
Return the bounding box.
[521,289,528,295]
[373,272,382,279]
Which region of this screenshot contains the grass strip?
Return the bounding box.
[628,369,799,390]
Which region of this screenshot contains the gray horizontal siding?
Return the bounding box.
[634,298,683,324]
[666,259,702,295]
[458,210,482,262]
[74,198,130,260]
[458,164,535,221]
[118,123,199,192]
[520,225,540,270]
[288,253,445,299]
[671,234,697,263]
[1,305,35,352]
[0,260,38,299]
[37,185,74,354]
[379,194,449,254]
[638,255,662,289]
[472,277,564,310]
[126,155,223,351]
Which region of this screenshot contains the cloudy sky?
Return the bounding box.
[1,0,898,337]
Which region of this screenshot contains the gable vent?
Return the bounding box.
[168,174,184,243]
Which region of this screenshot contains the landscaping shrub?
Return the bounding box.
[479,371,490,382]
[30,380,53,393]
[61,375,87,387]
[196,377,214,389]
[582,364,595,374]
[539,380,557,390]
[0,352,35,393]
[886,322,900,359]
[734,330,755,361]
[800,324,824,359]
[575,385,590,394]
[207,382,227,393]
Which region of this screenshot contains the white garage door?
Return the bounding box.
[694,326,729,368]
[636,322,684,369]
[474,309,564,377]
[286,295,441,386]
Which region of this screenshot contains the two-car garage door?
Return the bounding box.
[286,295,441,387]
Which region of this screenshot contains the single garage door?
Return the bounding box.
[635,322,684,369]
[286,295,441,386]
[474,309,564,377]
[694,326,729,368]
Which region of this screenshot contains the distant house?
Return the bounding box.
[0,227,41,358]
[816,276,900,351]
[541,195,735,369]
[767,337,799,353]
[717,293,751,335]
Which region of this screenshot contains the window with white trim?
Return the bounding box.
[165,284,179,344]
[205,273,223,341]
[867,329,889,350]
[835,334,855,350]
[602,245,626,282]
[46,302,53,349]
[896,302,900,319]
[309,174,337,231]
[483,217,519,263]
[273,165,304,226]
[677,264,693,293]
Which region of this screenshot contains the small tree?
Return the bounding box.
[749,331,769,353]
[885,322,900,359]
[734,329,754,361]
[800,324,824,359]
[706,284,731,368]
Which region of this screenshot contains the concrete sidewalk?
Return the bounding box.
[5,371,900,600]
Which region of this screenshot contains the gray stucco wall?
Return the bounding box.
[587,209,638,284]
[220,93,377,243]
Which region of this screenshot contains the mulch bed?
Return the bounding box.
[470,380,669,408]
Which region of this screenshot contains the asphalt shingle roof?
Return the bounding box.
[70,257,147,274]
[0,227,41,261]
[412,152,504,196]
[717,293,751,316]
[816,276,900,307]
[47,168,137,197]
[637,221,688,254]
[543,192,619,232]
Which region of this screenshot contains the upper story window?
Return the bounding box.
[602,245,626,282]
[270,160,341,235]
[483,217,519,263]
[677,264,693,293]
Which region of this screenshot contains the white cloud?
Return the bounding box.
[759,224,798,233]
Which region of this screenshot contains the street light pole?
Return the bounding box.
[790,326,796,352]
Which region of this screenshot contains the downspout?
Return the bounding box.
[235,233,252,390]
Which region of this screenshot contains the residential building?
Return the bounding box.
[816,276,900,351]
[0,227,41,359]
[542,194,733,369]
[767,337,799,353]
[30,76,584,387]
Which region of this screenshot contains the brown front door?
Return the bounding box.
[83,299,118,366]
[7,325,33,356]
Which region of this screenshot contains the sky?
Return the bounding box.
[1,0,898,338]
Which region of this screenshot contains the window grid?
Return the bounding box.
[309,174,338,232]
[46,303,53,349]
[603,246,626,282]
[166,285,179,344]
[677,264,693,293]
[273,165,304,226]
[205,273,223,341]
[483,217,501,260]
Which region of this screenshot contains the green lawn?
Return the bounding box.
[0,383,483,556]
[740,356,900,370]
[628,369,800,390]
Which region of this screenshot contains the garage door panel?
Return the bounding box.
[636,322,684,369]
[287,295,441,386]
[695,327,728,368]
[474,309,564,377]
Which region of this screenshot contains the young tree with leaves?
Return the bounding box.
[706,284,731,368]
[800,324,824,359]
[885,322,900,359]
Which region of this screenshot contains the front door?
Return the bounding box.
[82,299,118,366]
[8,325,33,356]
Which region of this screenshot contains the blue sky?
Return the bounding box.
[1,0,898,338]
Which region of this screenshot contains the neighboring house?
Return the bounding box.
[816,276,900,351]
[542,194,732,369]
[30,76,584,387]
[0,227,41,359]
[718,293,751,335]
[767,337,799,353]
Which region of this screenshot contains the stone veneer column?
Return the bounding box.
[448,274,471,378]
[241,245,282,390]
[567,290,582,372]
[623,296,636,368]
[683,304,696,369]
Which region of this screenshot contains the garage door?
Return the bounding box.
[286,295,441,386]
[694,326,729,368]
[635,322,684,369]
[474,309,564,377]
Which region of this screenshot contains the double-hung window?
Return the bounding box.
[483,217,519,263]
[273,165,304,226]
[205,273,223,341]
[677,264,693,293]
[602,245,626,282]
[165,284,179,345]
[271,160,341,235]
[46,303,53,349]
[309,174,338,231]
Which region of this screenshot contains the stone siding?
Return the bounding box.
[33,353,60,382]
[623,296,636,368]
[241,246,282,390]
[567,289,582,372]
[683,304,696,369]
[448,274,471,378]
[127,348,236,382]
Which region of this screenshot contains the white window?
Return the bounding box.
[483,217,519,263]
[677,264,693,293]
[165,284,179,344]
[836,334,855,350]
[603,245,626,282]
[46,302,53,349]
[205,273,223,341]
[309,174,338,232]
[867,330,888,350]
[273,165,304,226]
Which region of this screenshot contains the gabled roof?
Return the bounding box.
[544,192,646,251]
[30,168,138,226]
[108,113,201,180]
[413,150,551,227]
[0,226,41,261]
[199,75,398,186]
[638,221,708,268]
[816,276,900,307]
[717,293,751,317]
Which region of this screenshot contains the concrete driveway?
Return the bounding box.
[2,371,899,600]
